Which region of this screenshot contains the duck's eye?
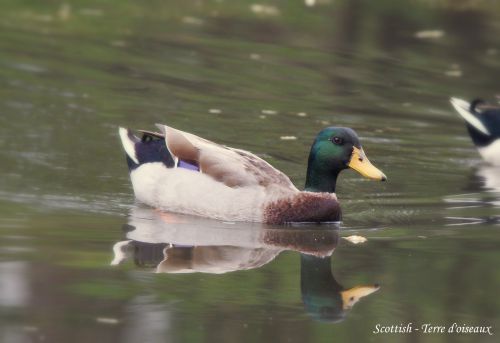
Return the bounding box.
[331,137,343,145]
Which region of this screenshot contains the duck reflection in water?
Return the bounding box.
[301,254,379,322]
[111,207,379,322]
[475,164,500,193]
[444,164,500,226]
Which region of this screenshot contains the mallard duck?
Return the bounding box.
[450,98,500,166]
[118,124,386,224]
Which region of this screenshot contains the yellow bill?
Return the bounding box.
[348,147,387,181]
[341,284,380,310]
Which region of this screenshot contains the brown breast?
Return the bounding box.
[263,192,341,224]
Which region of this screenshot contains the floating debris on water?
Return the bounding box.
[262,109,277,115]
[250,53,261,60]
[280,136,297,140]
[444,64,462,77]
[208,108,222,114]
[297,112,307,117]
[386,127,401,132]
[343,235,368,244]
[444,69,462,77]
[58,3,71,21]
[414,30,444,39]
[250,4,280,16]
[182,16,204,25]
[305,0,316,7]
[96,317,120,325]
[259,115,267,119]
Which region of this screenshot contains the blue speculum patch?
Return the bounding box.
[178,160,200,171]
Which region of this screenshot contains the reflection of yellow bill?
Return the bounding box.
[348,147,387,181]
[341,284,380,310]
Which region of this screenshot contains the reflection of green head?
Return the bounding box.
[300,254,380,323]
[300,254,345,322]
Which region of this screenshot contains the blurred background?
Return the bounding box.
[0,1,499,342]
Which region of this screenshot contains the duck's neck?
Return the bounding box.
[305,160,340,193]
[300,254,342,292]
[301,254,333,278]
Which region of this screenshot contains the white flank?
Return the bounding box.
[478,139,500,166]
[130,163,290,222]
[450,98,490,135]
[118,127,139,164]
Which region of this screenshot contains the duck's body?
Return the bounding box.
[129,161,339,223]
[451,98,500,166]
[119,124,385,224]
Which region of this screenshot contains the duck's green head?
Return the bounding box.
[305,127,386,192]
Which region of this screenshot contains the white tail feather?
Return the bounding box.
[119,127,139,164]
[450,98,491,135]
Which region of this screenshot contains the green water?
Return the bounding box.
[1,1,499,342]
